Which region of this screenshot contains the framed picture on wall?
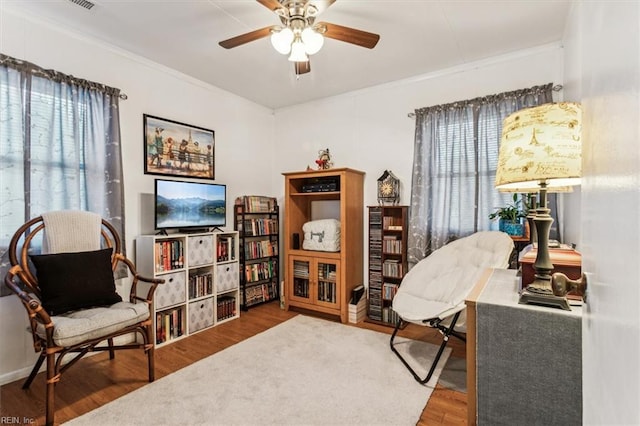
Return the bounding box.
[144,114,215,180]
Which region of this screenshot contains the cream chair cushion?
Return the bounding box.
[392,231,514,329]
[36,301,150,347]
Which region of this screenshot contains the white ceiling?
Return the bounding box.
[5,0,572,109]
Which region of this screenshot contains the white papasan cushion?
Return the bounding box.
[392,231,513,324]
[36,301,150,347]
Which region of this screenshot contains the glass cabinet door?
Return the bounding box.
[291,258,311,302]
[288,255,341,309]
[315,260,340,309]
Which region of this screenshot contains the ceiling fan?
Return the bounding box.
[218,0,380,76]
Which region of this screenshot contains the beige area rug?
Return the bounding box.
[65,315,450,426]
[440,356,467,393]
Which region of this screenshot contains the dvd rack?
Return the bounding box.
[366,206,408,326]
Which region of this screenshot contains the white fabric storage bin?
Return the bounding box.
[155,271,186,310]
[187,235,214,266]
[216,262,239,293]
[188,297,214,333]
[302,219,341,252]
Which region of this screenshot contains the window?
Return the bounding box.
[0,54,125,295]
[408,84,555,262]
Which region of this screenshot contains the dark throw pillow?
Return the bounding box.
[30,247,122,316]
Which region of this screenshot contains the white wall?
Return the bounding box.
[274,45,565,205]
[0,8,276,383]
[563,2,640,424]
[273,45,566,282]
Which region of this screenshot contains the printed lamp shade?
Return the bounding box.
[495,102,582,190]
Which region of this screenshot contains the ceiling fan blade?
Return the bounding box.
[308,0,336,15]
[256,0,284,12]
[294,61,311,75]
[219,26,275,49]
[318,22,380,49]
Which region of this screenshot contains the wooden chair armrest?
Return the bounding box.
[136,274,165,302]
[113,254,163,285]
[113,254,163,302]
[136,275,165,285]
[4,265,54,326]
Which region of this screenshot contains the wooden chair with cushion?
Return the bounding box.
[3,211,164,426]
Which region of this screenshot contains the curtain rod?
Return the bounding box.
[1,53,128,100]
[407,84,563,118]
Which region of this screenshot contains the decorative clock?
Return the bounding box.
[377,170,400,205]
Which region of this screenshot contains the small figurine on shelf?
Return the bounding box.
[315,148,333,170]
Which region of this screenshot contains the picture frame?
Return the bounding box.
[144,114,215,180]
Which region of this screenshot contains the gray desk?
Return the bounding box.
[466,268,582,426]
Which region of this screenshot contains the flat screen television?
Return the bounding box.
[154,179,226,231]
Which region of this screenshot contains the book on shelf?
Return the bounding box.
[244,259,278,283]
[189,272,213,298]
[227,236,235,260]
[155,239,184,273]
[382,307,400,324]
[243,281,278,306]
[382,282,399,300]
[318,281,336,303]
[156,312,163,344]
[235,195,278,213]
[217,296,237,320]
[242,218,279,236]
[383,235,402,254]
[244,239,278,260]
[155,306,185,344]
[382,259,403,277]
[383,215,403,230]
[293,279,310,298]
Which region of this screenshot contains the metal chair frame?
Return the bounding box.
[389,311,466,384]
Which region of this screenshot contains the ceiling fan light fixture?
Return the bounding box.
[301,27,324,55]
[288,38,309,62]
[219,0,381,75]
[271,27,294,55]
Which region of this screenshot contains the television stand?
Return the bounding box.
[155,230,169,236]
[210,226,224,232]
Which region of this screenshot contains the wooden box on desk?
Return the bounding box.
[520,247,582,286]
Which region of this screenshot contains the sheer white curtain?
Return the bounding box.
[0,54,126,295]
[408,83,555,263]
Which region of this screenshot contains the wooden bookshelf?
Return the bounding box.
[234,196,280,310]
[282,168,364,323]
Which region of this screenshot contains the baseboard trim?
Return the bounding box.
[0,365,33,386]
[0,333,136,386]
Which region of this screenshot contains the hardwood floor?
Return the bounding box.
[0,302,467,425]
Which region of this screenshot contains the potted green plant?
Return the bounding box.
[489,193,526,236]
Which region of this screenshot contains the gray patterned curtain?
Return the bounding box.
[408,83,555,264]
[0,54,126,295]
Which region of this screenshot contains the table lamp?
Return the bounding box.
[495,102,582,309]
